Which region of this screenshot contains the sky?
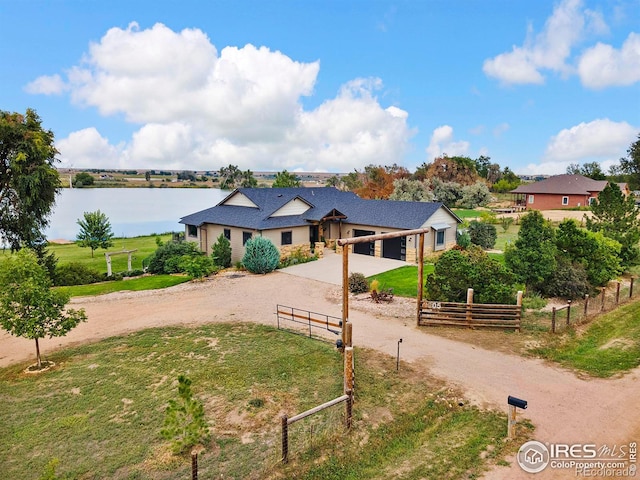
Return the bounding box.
[1,0,639,176]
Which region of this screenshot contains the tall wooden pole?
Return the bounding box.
[416,233,425,326]
[507,405,517,439]
[342,245,349,346]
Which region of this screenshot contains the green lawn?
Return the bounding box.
[532,300,640,377]
[0,323,525,480]
[55,274,191,297]
[368,265,434,298]
[50,234,172,273]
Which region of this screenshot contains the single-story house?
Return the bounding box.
[510,174,630,210]
[179,187,462,263]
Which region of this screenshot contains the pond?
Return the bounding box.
[44,188,228,241]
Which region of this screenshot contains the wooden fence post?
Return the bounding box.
[601,287,606,312]
[616,281,621,304]
[551,307,556,333]
[191,452,198,480]
[281,415,289,463]
[631,277,635,299]
[344,346,354,393]
[566,300,572,326]
[466,288,474,328]
[345,389,353,429]
[416,233,425,326]
[507,404,517,440]
[516,291,523,332]
[584,294,589,319]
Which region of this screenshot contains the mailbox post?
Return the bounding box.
[507,395,527,439]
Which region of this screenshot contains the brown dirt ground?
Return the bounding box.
[1,270,638,479]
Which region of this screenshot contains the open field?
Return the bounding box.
[0,234,172,274]
[0,323,522,480]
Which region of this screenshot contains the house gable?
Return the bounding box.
[222,191,259,208]
[270,197,313,217]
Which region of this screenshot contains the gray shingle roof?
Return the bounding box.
[511,174,608,195]
[180,187,459,231]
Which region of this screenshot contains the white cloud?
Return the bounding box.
[483,0,610,85]
[544,118,637,161]
[518,118,638,175]
[578,32,640,88]
[426,125,470,160]
[56,128,124,168]
[24,74,66,95]
[35,22,413,171]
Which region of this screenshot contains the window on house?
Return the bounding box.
[562,196,569,205]
[242,231,252,246]
[224,228,231,240]
[589,197,596,205]
[281,231,292,245]
[435,230,446,249]
[528,195,535,204]
[187,225,198,237]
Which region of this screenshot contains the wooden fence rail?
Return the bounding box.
[281,391,352,463]
[276,304,342,341]
[419,289,523,331]
[549,277,638,333]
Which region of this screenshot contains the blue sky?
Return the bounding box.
[1,0,638,175]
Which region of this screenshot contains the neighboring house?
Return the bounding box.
[179,187,462,263]
[510,174,630,210]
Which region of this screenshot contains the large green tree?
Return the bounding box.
[504,210,557,292]
[272,169,301,188]
[76,210,115,257]
[616,133,640,189]
[585,182,640,266]
[555,219,622,287]
[425,247,518,304]
[219,164,241,189]
[0,109,61,250]
[0,249,86,369]
[566,162,606,180]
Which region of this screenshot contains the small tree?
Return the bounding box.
[0,249,87,369]
[467,220,497,249]
[76,210,114,257]
[211,233,232,268]
[242,237,280,273]
[161,375,209,454]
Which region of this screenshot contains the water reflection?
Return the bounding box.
[44,188,227,240]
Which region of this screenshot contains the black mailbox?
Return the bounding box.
[336,339,344,349]
[508,396,527,409]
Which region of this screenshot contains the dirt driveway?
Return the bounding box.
[1,270,638,479]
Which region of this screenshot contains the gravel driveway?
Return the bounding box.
[0,267,637,479]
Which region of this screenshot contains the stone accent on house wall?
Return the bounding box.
[279,243,312,261]
[314,242,325,258]
[335,244,353,255]
[406,248,417,264]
